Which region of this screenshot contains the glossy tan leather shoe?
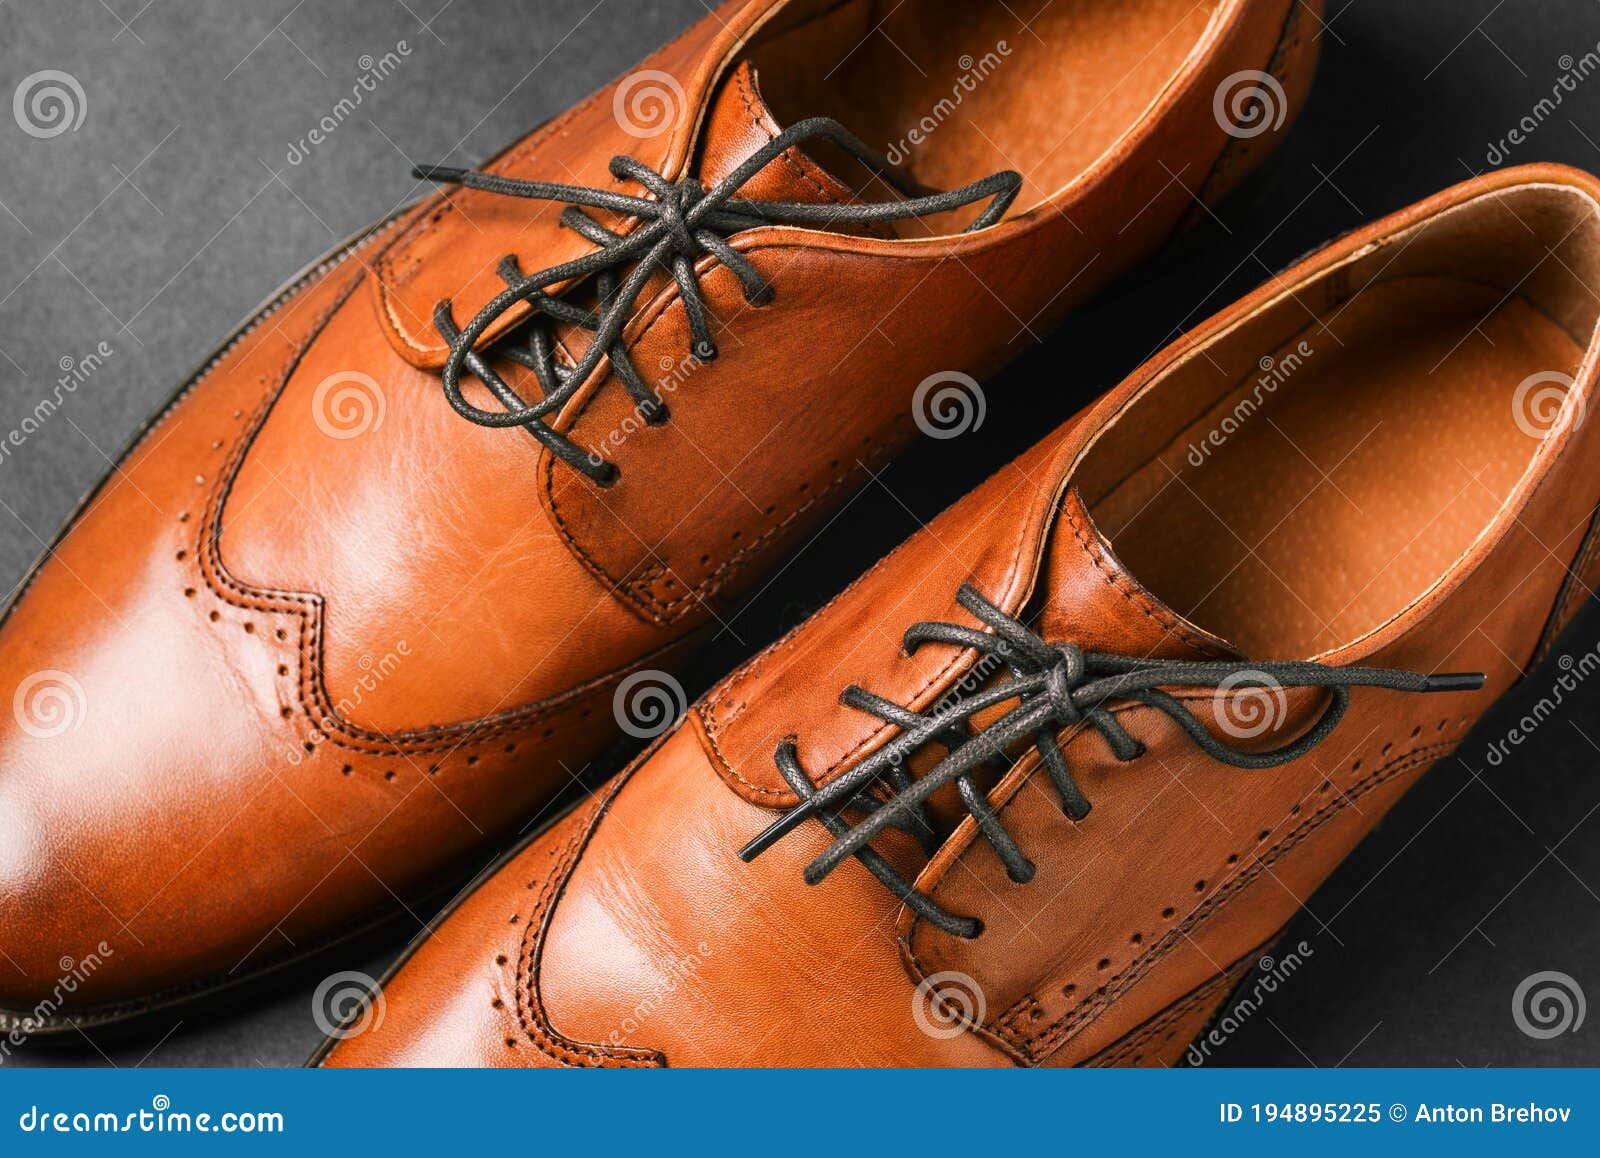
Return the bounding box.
[0,0,1317,1035]
[316,163,1600,1067]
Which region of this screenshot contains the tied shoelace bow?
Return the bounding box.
[738,583,1484,938]
[413,117,1022,485]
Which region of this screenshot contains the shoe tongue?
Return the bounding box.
[878,488,1241,849]
[552,60,889,367]
[696,61,892,234]
[539,62,892,385]
[1039,490,1241,662]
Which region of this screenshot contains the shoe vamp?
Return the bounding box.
[531,724,1011,1067]
[219,265,663,734]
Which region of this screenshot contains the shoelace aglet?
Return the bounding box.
[1420,672,1486,693]
[413,164,467,184]
[738,798,819,863]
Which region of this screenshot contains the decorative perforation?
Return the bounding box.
[983,717,1468,1063]
[509,779,667,1068]
[188,289,638,773]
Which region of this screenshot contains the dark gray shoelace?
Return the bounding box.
[413,117,1022,485]
[739,583,1484,938]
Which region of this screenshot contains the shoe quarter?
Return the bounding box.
[903,688,1481,1066]
[541,233,1041,626]
[900,385,1600,1063]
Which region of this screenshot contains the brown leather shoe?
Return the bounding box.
[314,162,1600,1067]
[0,0,1315,1034]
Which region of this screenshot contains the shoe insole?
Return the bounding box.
[1093,275,1586,658]
[750,0,1221,214]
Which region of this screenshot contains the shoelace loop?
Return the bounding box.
[414,117,1023,485]
[739,583,1484,938]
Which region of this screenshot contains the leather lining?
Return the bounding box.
[748,0,1225,214]
[1077,184,1600,658]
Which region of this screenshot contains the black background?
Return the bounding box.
[2,0,1598,1067]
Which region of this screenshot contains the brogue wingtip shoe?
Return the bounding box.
[3,0,1316,1032]
[316,162,1600,1067]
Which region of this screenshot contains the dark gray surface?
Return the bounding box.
[1,0,1598,1067]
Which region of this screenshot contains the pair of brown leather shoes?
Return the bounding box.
[4,0,1594,1067]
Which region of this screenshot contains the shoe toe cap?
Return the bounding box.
[0,594,282,1025]
[313,801,606,1069]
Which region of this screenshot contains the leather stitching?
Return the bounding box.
[1085,964,1241,1067]
[370,6,718,353]
[695,463,1057,801]
[701,518,971,727]
[0,223,397,640]
[541,244,927,626]
[732,64,894,244]
[194,261,676,758]
[1191,0,1310,213]
[978,738,1454,1061]
[1060,496,1229,657]
[734,65,835,208]
[1082,937,1276,1067]
[546,425,895,626]
[903,733,1453,1059]
[1570,524,1600,609]
[1545,502,1600,653]
[701,637,971,801]
[1007,739,1452,1053]
[374,91,605,351]
[625,442,895,614]
[513,774,666,1067]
